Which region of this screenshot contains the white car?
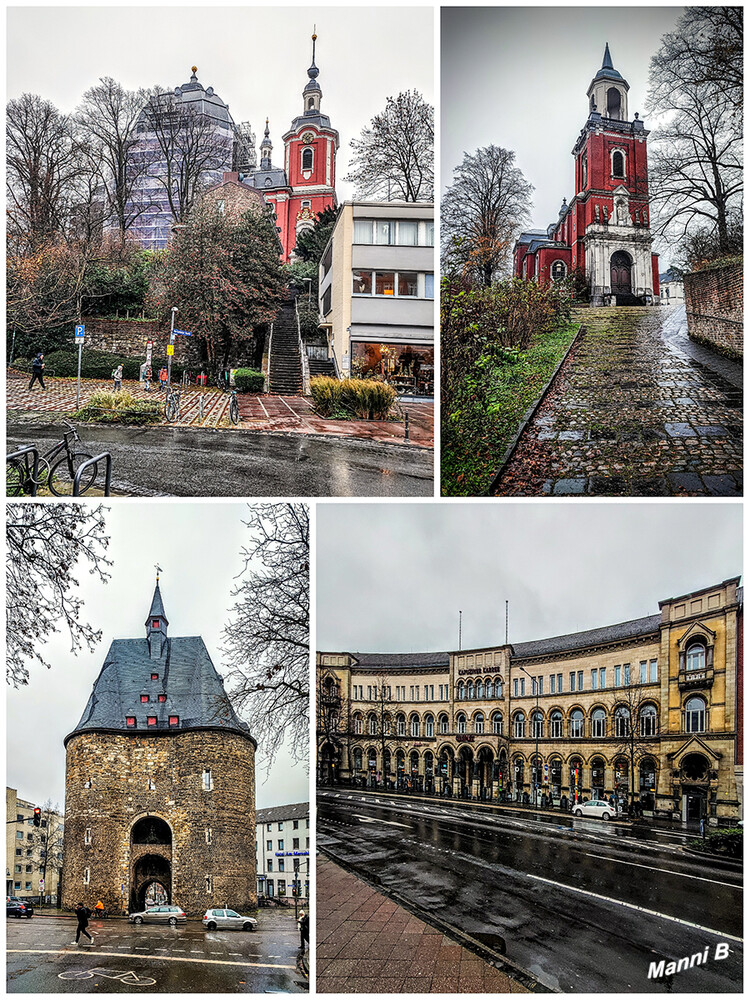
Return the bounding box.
[573,799,616,821]
[202,908,257,932]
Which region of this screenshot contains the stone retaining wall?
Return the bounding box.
[81,317,192,362]
[684,262,743,359]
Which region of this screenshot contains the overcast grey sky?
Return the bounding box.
[441,7,684,260]
[6,5,434,201]
[7,503,308,812]
[317,503,742,654]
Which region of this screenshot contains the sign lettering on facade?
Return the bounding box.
[456,733,475,743]
[457,665,498,676]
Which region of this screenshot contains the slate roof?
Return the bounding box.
[511,614,662,660]
[256,802,309,825]
[351,652,450,670]
[247,168,289,190]
[147,581,168,623]
[65,635,252,745]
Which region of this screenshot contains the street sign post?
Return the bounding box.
[173,329,193,337]
[75,325,85,408]
[168,308,177,387]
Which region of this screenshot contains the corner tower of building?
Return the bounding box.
[61,577,256,916]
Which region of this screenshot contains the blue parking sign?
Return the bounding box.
[75,324,85,339]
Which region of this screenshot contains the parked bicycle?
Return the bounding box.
[228,388,240,425]
[6,422,98,496]
[164,386,181,423]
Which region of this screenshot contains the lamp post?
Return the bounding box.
[518,665,540,807]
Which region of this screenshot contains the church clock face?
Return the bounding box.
[302,131,314,144]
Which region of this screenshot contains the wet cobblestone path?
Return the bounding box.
[492,306,742,496]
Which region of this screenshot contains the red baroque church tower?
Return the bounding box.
[514,45,659,305]
[249,32,339,262]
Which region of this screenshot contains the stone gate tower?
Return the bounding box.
[62,576,256,916]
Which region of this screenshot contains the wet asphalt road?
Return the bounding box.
[6,910,306,993]
[318,789,743,993]
[6,420,434,497]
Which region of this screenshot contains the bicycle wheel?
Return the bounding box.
[229,397,240,424]
[6,458,26,495]
[48,452,97,496]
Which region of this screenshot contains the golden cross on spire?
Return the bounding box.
[154,563,162,581]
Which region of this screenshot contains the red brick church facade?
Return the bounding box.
[514,45,659,305]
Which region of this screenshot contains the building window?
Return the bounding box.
[599,667,606,689]
[202,770,213,791]
[623,663,630,685]
[397,272,418,297]
[84,828,92,845]
[397,715,406,736]
[640,705,658,737]
[353,219,373,244]
[570,709,584,738]
[293,820,299,830]
[83,868,90,885]
[141,695,149,703]
[410,716,420,737]
[551,261,567,281]
[278,823,283,831]
[278,840,284,850]
[353,271,372,295]
[591,708,606,738]
[151,673,158,681]
[456,714,467,735]
[279,860,285,873]
[520,677,525,697]
[513,713,525,739]
[205,876,213,893]
[169,716,179,726]
[278,880,287,897]
[550,711,563,738]
[474,713,484,734]
[492,713,503,735]
[612,149,625,178]
[466,681,474,700]
[591,670,598,690]
[649,659,658,683]
[614,665,621,687]
[267,859,273,872]
[321,286,332,316]
[293,837,299,849]
[550,674,556,694]
[439,715,449,735]
[368,715,377,736]
[375,221,393,245]
[531,711,543,738]
[686,643,705,672]
[615,707,631,738]
[147,716,157,727]
[266,840,272,851]
[640,660,647,684]
[425,221,435,246]
[425,715,434,737]
[685,696,706,733]
[159,694,167,703]
[577,671,584,691]
[301,147,314,170]
[206,828,212,844]
[375,272,395,296]
[126,716,136,727]
[569,672,575,692]
[397,221,418,245]
[14,864,21,873]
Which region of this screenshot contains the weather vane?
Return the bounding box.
[155,563,162,581]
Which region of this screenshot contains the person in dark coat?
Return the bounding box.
[299,910,309,949]
[74,902,94,945]
[28,353,46,391]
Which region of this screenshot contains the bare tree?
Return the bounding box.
[6,93,82,245]
[441,145,533,286]
[222,504,309,770]
[317,670,353,785]
[35,800,65,908]
[6,504,112,687]
[75,77,153,240]
[367,674,405,789]
[345,90,434,202]
[145,87,229,223]
[606,675,659,813]
[646,7,743,258]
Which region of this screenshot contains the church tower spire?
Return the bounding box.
[146,569,169,659]
[587,42,630,121]
[260,118,273,170]
[303,29,322,114]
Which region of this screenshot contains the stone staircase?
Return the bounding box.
[269,299,303,395]
[308,357,337,379]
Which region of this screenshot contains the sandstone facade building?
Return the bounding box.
[318,578,742,826]
[62,579,256,915]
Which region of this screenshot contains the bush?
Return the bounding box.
[42,349,185,383]
[310,376,341,417]
[689,827,742,859]
[340,379,397,420]
[73,391,162,425]
[233,368,265,393]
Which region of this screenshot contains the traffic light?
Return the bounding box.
[33,808,41,827]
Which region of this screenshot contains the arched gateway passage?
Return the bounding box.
[130,817,172,913]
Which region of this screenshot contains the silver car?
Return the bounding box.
[202,908,257,932]
[129,904,186,925]
[573,799,616,821]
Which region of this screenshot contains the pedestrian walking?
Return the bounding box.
[112,364,123,392]
[158,367,168,391]
[73,902,94,945]
[298,910,309,950]
[28,353,46,391]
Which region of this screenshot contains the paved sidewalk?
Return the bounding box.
[493,305,742,496]
[7,371,433,448]
[317,855,527,994]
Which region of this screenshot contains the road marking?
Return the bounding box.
[352,813,410,828]
[8,949,295,970]
[585,852,742,889]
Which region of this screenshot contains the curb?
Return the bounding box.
[318,846,550,994]
[679,845,743,870]
[487,323,585,495]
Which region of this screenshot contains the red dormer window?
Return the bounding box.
[126,717,136,728]
[147,717,157,727]
[141,695,149,703]
[151,673,158,681]
[169,716,179,727]
[158,694,166,703]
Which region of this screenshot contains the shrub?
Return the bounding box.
[42,349,185,383]
[340,378,397,420]
[689,827,742,859]
[73,390,162,425]
[233,368,265,393]
[310,376,341,417]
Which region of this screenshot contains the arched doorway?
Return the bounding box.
[610,250,632,298]
[614,757,629,806]
[395,749,406,790]
[513,756,525,803]
[457,747,473,799]
[366,746,378,788]
[569,756,583,805]
[681,753,710,823]
[640,757,657,811]
[409,750,422,793]
[438,747,454,796]
[477,747,494,800]
[130,816,172,913]
[549,757,563,805]
[424,751,434,795]
[591,757,605,799]
[319,742,341,785]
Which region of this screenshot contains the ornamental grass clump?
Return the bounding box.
[309,376,341,417]
[74,390,162,424]
[340,378,397,420]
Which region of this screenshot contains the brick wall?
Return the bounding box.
[684,262,743,359]
[62,730,256,915]
[80,317,192,363]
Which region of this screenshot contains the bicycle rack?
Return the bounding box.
[73,452,112,497]
[7,446,40,496]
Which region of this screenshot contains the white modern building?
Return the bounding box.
[659,268,685,305]
[318,201,435,395]
[255,802,309,903]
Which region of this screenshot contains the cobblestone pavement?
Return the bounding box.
[493,305,742,496]
[7,372,433,448]
[316,855,527,994]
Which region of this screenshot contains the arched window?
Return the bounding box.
[457,681,465,701]
[425,714,434,738]
[492,712,503,736]
[551,261,567,282]
[476,680,484,699]
[307,98,315,110]
[531,710,544,739]
[640,704,658,737]
[607,88,622,120]
[612,149,625,178]
[302,147,313,170]
[456,713,467,735]
[439,713,449,735]
[353,714,363,735]
[368,714,377,736]
[474,712,484,734]
[410,715,420,738]
[550,710,563,738]
[514,712,526,739]
[685,696,707,733]
[485,679,494,699]
[353,747,363,771]
[615,706,631,738]
[591,757,605,796]
[686,643,705,672]
[397,713,406,737]
[591,708,606,738]
[570,708,584,738]
[467,681,474,700]
[495,678,503,699]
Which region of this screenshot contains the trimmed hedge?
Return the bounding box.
[73,390,162,425]
[689,827,742,859]
[43,348,186,383]
[233,368,265,393]
[310,376,397,420]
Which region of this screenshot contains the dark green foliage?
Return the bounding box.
[233,368,265,393]
[81,253,151,316]
[689,827,742,858]
[297,303,321,341]
[293,207,338,263]
[43,348,184,382]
